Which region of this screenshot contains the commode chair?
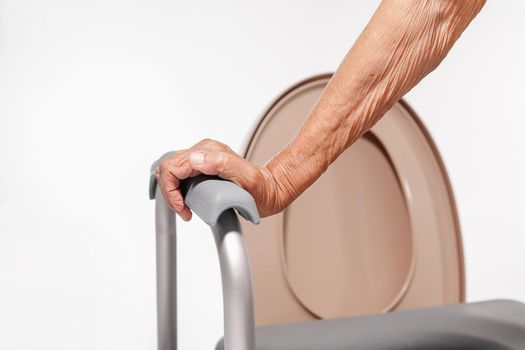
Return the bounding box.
[150,75,525,349]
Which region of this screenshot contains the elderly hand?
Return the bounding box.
[156,139,289,221]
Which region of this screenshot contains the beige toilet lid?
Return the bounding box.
[241,74,465,326]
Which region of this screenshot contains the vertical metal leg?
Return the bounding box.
[155,187,177,350]
[212,210,256,350]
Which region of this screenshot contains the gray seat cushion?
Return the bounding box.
[215,300,525,350]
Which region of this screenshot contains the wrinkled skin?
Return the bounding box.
[156,139,288,220]
[158,0,485,221]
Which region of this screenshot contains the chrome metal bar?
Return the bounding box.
[212,209,256,350]
[155,186,178,350]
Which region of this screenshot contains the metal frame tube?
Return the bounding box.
[155,187,178,350]
[155,188,255,350]
[212,210,256,350]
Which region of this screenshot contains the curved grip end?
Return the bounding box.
[182,175,260,226]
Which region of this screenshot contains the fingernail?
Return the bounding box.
[189,151,205,166]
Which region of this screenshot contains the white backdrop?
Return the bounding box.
[1,1,524,349]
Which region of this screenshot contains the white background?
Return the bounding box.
[1,0,524,349]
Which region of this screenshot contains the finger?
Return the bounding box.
[167,151,200,180]
[188,150,257,189]
[164,153,200,218]
[179,205,192,221]
[192,138,228,152]
[159,158,192,219]
[159,161,179,210]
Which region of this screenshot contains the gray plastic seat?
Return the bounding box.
[215,300,525,350]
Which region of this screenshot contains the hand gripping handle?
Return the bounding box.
[150,152,259,350]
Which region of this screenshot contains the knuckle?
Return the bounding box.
[216,152,230,172]
[168,152,187,169]
[218,142,229,151]
[201,138,228,151]
[199,138,215,146]
[159,159,169,171]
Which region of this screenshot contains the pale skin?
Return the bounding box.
[158,0,486,221]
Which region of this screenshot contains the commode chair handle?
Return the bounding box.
[150,152,260,350]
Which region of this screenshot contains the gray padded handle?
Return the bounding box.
[181,175,260,226]
[149,152,260,226]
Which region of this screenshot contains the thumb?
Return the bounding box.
[188,150,257,189]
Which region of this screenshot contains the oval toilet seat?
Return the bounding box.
[241,74,464,326]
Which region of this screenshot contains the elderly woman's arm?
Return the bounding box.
[158,0,485,221]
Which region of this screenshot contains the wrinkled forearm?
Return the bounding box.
[266,0,485,209]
